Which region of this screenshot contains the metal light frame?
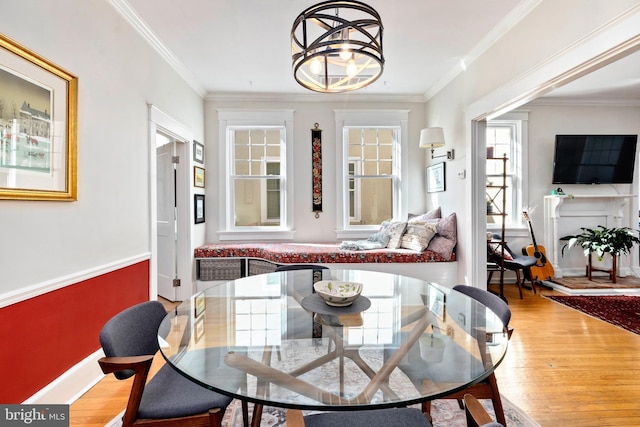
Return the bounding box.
[291,0,384,93]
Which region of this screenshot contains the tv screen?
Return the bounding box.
[552,135,638,184]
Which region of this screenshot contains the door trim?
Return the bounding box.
[149,105,193,301]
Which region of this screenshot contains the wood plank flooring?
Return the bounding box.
[69,286,640,426]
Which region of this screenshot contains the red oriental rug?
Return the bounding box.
[546,295,640,335]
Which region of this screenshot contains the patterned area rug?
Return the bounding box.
[550,275,640,290]
[221,395,539,427]
[547,295,640,335]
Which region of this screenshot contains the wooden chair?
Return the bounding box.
[420,285,513,426]
[464,394,505,427]
[285,407,433,427]
[98,301,248,427]
[487,235,538,299]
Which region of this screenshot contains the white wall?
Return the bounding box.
[521,103,640,273]
[203,98,427,243]
[424,0,640,286]
[0,0,204,298]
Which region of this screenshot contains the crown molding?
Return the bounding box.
[424,0,542,101]
[205,91,426,104]
[106,0,206,97]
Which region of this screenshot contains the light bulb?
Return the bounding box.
[339,44,351,61]
[309,57,323,74]
[346,58,357,77]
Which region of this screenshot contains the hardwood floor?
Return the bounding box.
[70,286,640,426]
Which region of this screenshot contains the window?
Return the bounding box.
[218,110,294,240]
[335,110,409,239]
[486,112,528,228]
[231,128,282,227]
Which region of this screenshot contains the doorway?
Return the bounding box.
[149,105,193,302]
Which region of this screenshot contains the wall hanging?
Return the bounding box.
[312,123,322,217]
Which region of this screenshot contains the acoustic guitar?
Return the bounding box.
[522,211,555,281]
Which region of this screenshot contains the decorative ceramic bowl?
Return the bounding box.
[313,280,363,307]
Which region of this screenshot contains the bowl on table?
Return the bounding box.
[313,280,363,307]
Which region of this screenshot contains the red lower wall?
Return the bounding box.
[0,260,150,403]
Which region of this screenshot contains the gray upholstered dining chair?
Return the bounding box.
[98,300,248,427]
[285,407,433,427]
[422,285,513,426]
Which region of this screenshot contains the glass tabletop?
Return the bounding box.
[158,269,508,411]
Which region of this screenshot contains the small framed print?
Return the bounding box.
[194,292,206,317]
[426,162,446,193]
[193,140,204,164]
[427,283,446,321]
[194,166,205,188]
[194,194,205,224]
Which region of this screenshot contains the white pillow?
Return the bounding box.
[400,221,437,251]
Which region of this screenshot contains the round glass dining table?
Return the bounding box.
[158,269,508,424]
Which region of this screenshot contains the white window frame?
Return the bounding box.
[334,110,409,240]
[486,111,529,230]
[218,109,294,241]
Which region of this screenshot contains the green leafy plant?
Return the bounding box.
[561,225,640,260]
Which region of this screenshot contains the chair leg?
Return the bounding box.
[527,268,538,294]
[208,408,223,426]
[486,373,507,426]
[242,401,249,427]
[514,270,524,299]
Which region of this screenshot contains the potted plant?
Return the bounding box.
[561,225,640,283]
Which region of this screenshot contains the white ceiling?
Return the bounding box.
[118,0,640,102]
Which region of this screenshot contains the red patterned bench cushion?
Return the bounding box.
[194,243,454,264]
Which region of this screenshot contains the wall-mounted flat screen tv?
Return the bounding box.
[552,134,638,184]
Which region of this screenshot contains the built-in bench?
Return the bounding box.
[194,242,458,288]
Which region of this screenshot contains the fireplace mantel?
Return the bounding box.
[543,194,636,277]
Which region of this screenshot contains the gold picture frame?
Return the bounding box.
[0,33,78,201]
[194,166,205,188]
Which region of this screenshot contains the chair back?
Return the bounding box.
[275,264,328,271]
[99,301,167,379]
[453,285,511,327]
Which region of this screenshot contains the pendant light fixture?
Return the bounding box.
[291,1,384,93]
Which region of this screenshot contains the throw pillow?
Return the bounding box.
[489,242,513,260]
[400,221,437,251]
[386,221,408,249]
[425,212,457,260]
[407,206,441,221]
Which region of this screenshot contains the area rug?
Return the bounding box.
[546,295,640,335]
[550,275,640,290]
[221,395,539,427]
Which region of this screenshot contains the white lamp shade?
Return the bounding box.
[419,127,445,149]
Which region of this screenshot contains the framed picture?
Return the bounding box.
[194,292,206,317]
[426,162,446,193]
[193,140,204,164]
[194,194,205,224]
[427,283,446,321]
[0,34,78,201]
[194,166,205,188]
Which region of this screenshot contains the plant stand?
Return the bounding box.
[587,253,617,283]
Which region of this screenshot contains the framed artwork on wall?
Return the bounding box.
[0,33,78,201]
[193,140,204,164]
[194,166,205,188]
[426,162,446,193]
[194,194,205,224]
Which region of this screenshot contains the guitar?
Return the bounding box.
[522,211,555,281]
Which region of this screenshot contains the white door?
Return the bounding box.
[156,135,177,301]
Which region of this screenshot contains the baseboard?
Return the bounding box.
[23,349,106,405]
